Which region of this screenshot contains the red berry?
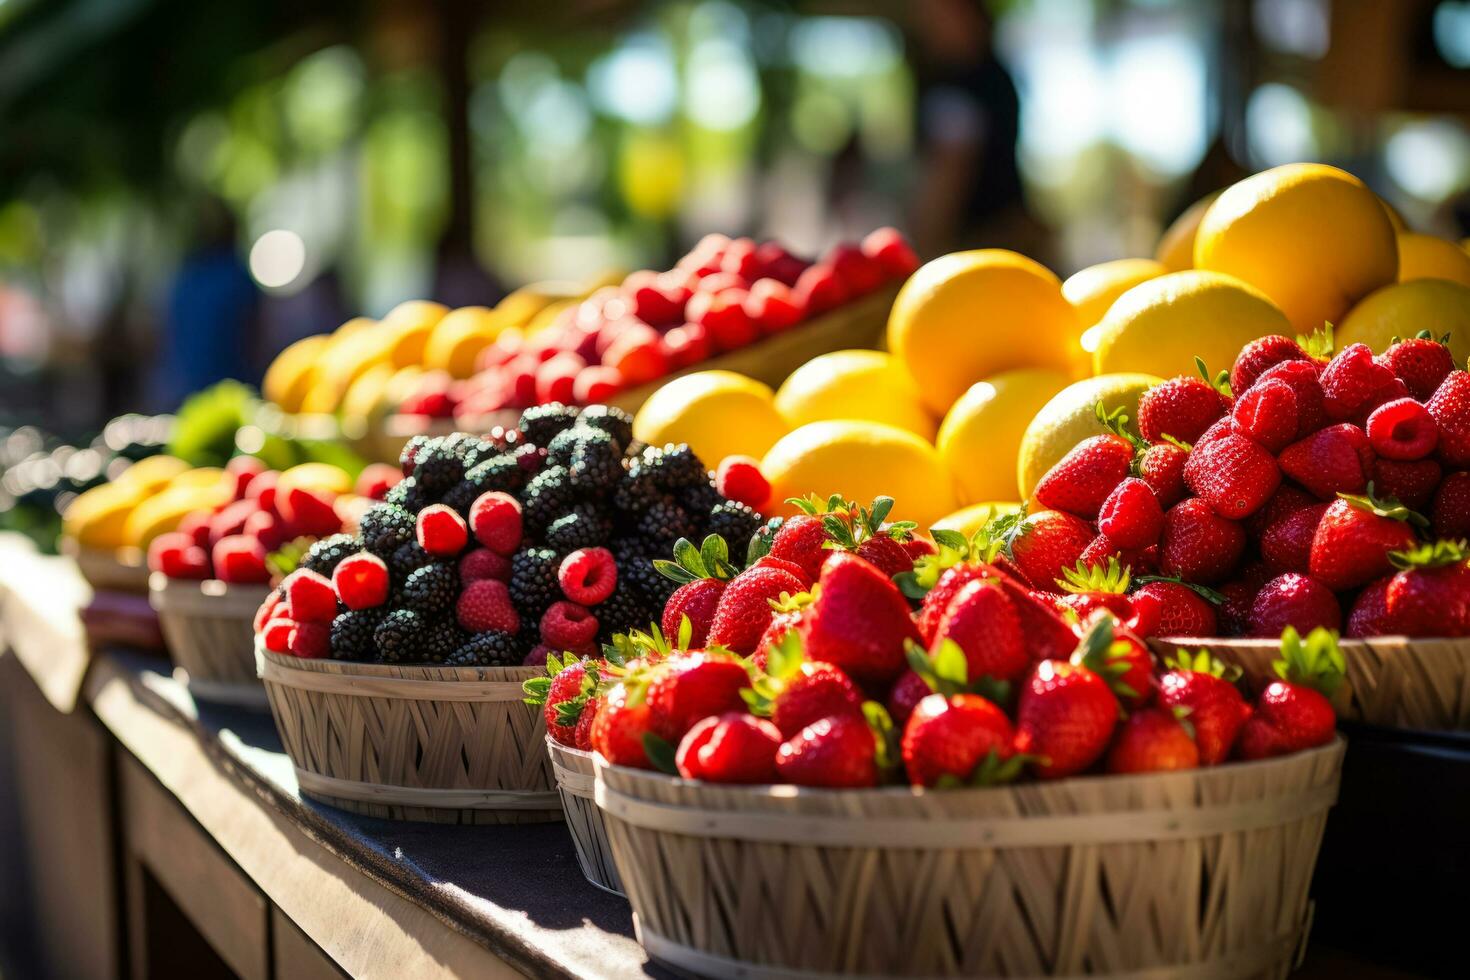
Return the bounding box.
[558,547,618,606]
[282,568,337,623]
[714,455,771,510]
[861,227,920,279]
[1426,369,1470,467]
[212,534,270,584]
[676,713,782,784]
[1432,471,1470,539]
[1159,498,1246,584]
[1308,494,1419,591]
[1381,335,1455,401]
[261,618,294,653]
[573,365,624,404]
[1032,434,1135,519]
[688,288,757,350]
[1131,580,1218,636]
[1321,342,1395,420]
[1097,477,1163,549]
[226,455,266,499]
[543,661,590,746]
[1137,376,1228,445]
[277,486,343,538]
[792,262,849,315]
[827,242,886,296]
[540,600,599,651]
[416,504,468,556]
[660,324,712,368]
[1255,359,1328,438]
[1260,502,1328,573]
[767,514,831,581]
[332,553,389,610]
[1183,432,1281,519]
[1231,334,1309,394]
[457,579,520,634]
[468,491,523,555]
[1231,379,1298,452]
[1279,423,1375,500]
[355,463,402,500]
[1106,708,1200,774]
[1346,577,1395,637]
[1371,458,1442,512]
[1247,572,1341,638]
[744,279,804,334]
[901,692,1016,787]
[1367,398,1439,460]
[661,578,726,648]
[148,531,210,580]
[1138,443,1189,507]
[459,547,512,583]
[253,589,285,633]
[775,714,878,788]
[287,621,331,659]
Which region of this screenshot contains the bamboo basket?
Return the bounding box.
[595,739,1345,979]
[1149,636,1470,731]
[63,538,151,594]
[150,573,273,708]
[547,736,623,895]
[259,649,561,824]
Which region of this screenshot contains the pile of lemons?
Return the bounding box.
[633,163,1470,530]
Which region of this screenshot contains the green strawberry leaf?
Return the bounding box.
[862,700,901,772]
[1163,648,1242,682]
[653,559,701,585]
[677,614,693,651]
[1133,574,1227,605]
[1339,482,1430,527]
[672,537,707,578]
[1297,323,1335,359]
[642,733,679,775]
[931,529,969,553]
[970,749,1026,787]
[521,676,552,703]
[740,685,773,716]
[765,629,805,680]
[1194,356,1232,398]
[1273,626,1346,698]
[870,496,895,528]
[1057,556,1131,595]
[1389,538,1470,570]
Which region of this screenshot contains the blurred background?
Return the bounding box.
[1,0,1468,432]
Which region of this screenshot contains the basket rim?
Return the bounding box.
[257,645,539,679]
[1152,634,1469,649]
[151,572,275,598]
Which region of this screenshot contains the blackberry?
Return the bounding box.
[459,436,501,471]
[596,586,653,644]
[569,428,623,491]
[519,403,581,446]
[465,454,525,494]
[521,465,576,533]
[613,540,678,607]
[421,619,468,663]
[510,547,561,618]
[706,500,764,550]
[575,405,634,450]
[545,427,583,468]
[447,630,522,667]
[637,497,698,547]
[546,504,612,552]
[300,533,358,578]
[613,468,661,516]
[374,609,422,663]
[403,562,458,616]
[679,479,725,516]
[360,504,415,558]
[440,479,481,517]
[640,443,708,490]
[400,434,432,476]
[330,608,384,661]
[384,476,417,509]
[414,443,466,495]
[389,541,433,581]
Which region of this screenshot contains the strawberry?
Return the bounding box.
[769,662,864,739]
[767,514,831,581]
[1384,540,1470,637]
[751,555,812,587]
[282,569,337,624]
[1014,618,1124,778]
[1138,442,1189,507]
[1432,471,1470,539]
[1247,572,1341,637]
[1321,342,1395,421]
[675,713,782,784]
[1371,458,1442,512]
[1308,491,1422,590]
[1260,502,1329,573]
[1107,708,1199,773]
[1077,535,1158,577]
[1156,650,1251,765]
[1279,423,1375,500]
[1245,483,1318,538]
[1032,434,1135,518]
[1231,334,1309,394]
[991,574,1080,663]
[855,534,913,578]
[1009,510,1095,587]
[1345,577,1395,637]
[705,564,806,655]
[1216,581,1257,636]
[751,604,805,668]
[1427,369,1470,467]
[528,657,594,747]
[902,693,1017,787]
[1235,627,1343,759]
[645,652,752,743]
[1137,376,1228,445]
[799,552,918,686]
[1054,558,1135,620]
[1130,579,1219,637]
[1380,333,1455,401]
[661,579,726,648]
[1367,398,1439,460]
[1083,611,1156,709]
[1349,376,1410,429]
[932,578,1028,685]
[573,696,600,750]
[1184,431,1281,519]
[1159,498,1245,584]
[1098,477,1163,548]
[1253,359,1327,438]
[590,682,656,768]
[1231,378,1298,452]
[916,563,991,644]
[775,715,878,788]
[886,670,931,728]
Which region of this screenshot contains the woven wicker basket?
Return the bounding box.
[547,736,623,895]
[63,538,151,594]
[259,649,560,824]
[150,573,273,707]
[596,739,1345,979]
[1149,636,1470,731]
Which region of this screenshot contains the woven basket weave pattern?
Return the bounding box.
[151,576,271,694]
[548,737,623,894]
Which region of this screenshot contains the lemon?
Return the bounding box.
[123,480,232,547]
[1062,259,1169,376]
[381,300,447,368]
[937,368,1071,505]
[423,306,501,378]
[1154,191,1220,271]
[1194,163,1397,333]
[115,455,191,492]
[1017,372,1161,499]
[1380,198,1407,232]
[761,420,957,526]
[63,482,146,550]
[887,250,1078,415]
[1337,279,1470,367]
[774,350,937,440]
[1092,270,1292,379]
[263,335,329,412]
[931,501,1021,538]
[1396,233,1470,287]
[277,462,353,498]
[634,371,790,466]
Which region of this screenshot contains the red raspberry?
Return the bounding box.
[1432,471,1470,538]
[468,491,523,555]
[558,547,618,605]
[148,531,210,580]
[540,600,599,651]
[1137,376,1228,445]
[212,534,270,584]
[1247,572,1341,638]
[1426,369,1470,467]
[332,553,389,610]
[1254,359,1327,438]
[1371,458,1442,511]
[1321,343,1395,421]
[253,588,285,633]
[1380,335,1455,401]
[416,504,468,556]
[1138,443,1188,507]
[715,455,771,510]
[1097,477,1163,548]
[282,568,338,623]
[1159,498,1246,584]
[1231,378,1298,452]
[523,645,553,667]
[287,621,331,659]
[261,618,294,653]
[459,547,511,584]
[457,579,520,633]
[1231,334,1309,394]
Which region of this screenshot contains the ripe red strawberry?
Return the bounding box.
[1245,483,1318,538]
[991,574,1080,663]
[1260,502,1329,573]
[540,659,591,746]
[1231,378,1298,452]
[1432,471,1470,539]
[1009,510,1095,587]
[854,533,913,578]
[1032,434,1135,518]
[1159,498,1246,584]
[1184,432,1281,519]
[1345,577,1394,637]
[1107,708,1199,773]
[902,693,1016,787]
[767,514,831,581]
[1013,621,1121,779]
[1076,535,1158,577]
[1321,342,1395,421]
[1138,443,1189,507]
[662,578,726,648]
[886,670,931,728]
[148,532,210,580]
[1137,376,1228,445]
[282,568,337,624]
[1098,477,1163,548]
[1381,334,1455,401]
[1235,627,1343,760]
[751,605,805,668]
[1254,359,1327,438]
[705,565,806,655]
[932,579,1028,684]
[591,683,656,768]
[916,563,991,643]
[1248,572,1341,637]
[1231,334,1309,394]
[1085,611,1156,708]
[1130,579,1219,637]
[775,714,878,788]
[644,652,752,743]
[799,553,919,686]
[1157,650,1251,765]
[261,618,293,654]
[1427,369,1470,467]
[769,660,864,738]
[1367,398,1439,460]
[1371,458,1442,512]
[751,555,812,587]
[213,534,271,584]
[1384,541,1470,637]
[573,697,600,750]
[675,713,782,784]
[1216,580,1257,636]
[1279,423,1375,500]
[1308,492,1421,590]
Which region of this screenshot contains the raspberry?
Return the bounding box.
[253,588,285,633]
[262,618,294,653]
[416,504,469,556]
[558,547,618,605]
[148,531,210,580]
[715,455,771,509]
[540,600,599,651]
[332,553,389,610]
[456,579,521,633]
[287,621,331,659]
[282,568,338,623]
[468,491,523,555]
[1366,398,1438,461]
[1231,378,1298,452]
[459,547,512,583]
[1097,477,1163,549]
[212,535,270,585]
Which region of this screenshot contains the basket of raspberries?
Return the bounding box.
[253,403,763,823]
[527,496,1345,977]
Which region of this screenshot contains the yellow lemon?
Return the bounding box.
[277,462,353,498]
[1017,372,1161,499]
[1396,233,1470,287]
[334,316,377,339]
[1337,279,1470,367]
[937,368,1071,505]
[381,300,448,368]
[887,249,1078,415]
[114,454,191,493]
[423,306,501,378]
[761,421,957,527]
[1062,258,1169,375]
[1194,163,1397,333]
[1154,191,1220,271]
[774,350,937,441]
[63,482,146,550]
[262,335,329,412]
[633,371,790,466]
[931,501,1021,538]
[1093,270,1292,379]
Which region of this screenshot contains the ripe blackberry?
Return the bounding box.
[300,533,358,578]
[545,427,583,468]
[421,619,468,663]
[360,504,415,558]
[389,541,433,581]
[400,435,432,476]
[519,403,580,446]
[384,476,419,510]
[459,436,501,471]
[447,630,522,667]
[680,480,724,516]
[440,479,480,517]
[374,609,422,663]
[465,454,525,494]
[330,608,384,661]
[613,540,678,607]
[637,497,698,547]
[706,500,764,549]
[403,562,458,616]
[414,444,466,496]
[569,428,623,491]
[640,443,708,490]
[546,505,612,552]
[510,547,561,618]
[575,405,634,450]
[613,468,661,516]
[521,465,576,533]
[596,586,653,644]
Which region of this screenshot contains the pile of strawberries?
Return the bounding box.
[1013,329,1469,639]
[526,499,1341,788]
[399,229,919,418]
